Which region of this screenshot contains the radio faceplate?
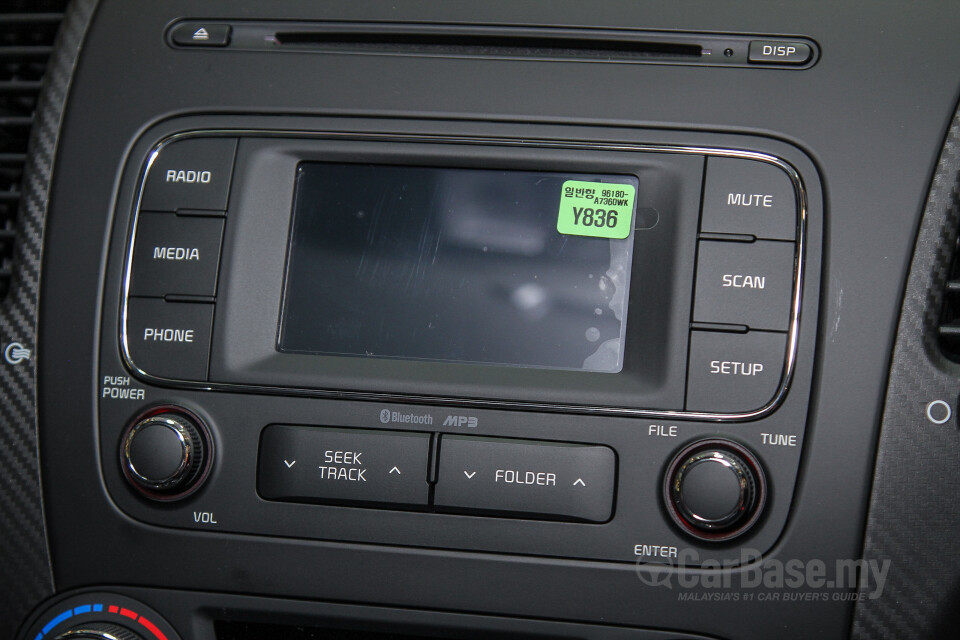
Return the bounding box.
[120,130,807,420]
[98,115,821,566]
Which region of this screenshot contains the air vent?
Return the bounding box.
[0,2,67,300]
[938,235,960,361]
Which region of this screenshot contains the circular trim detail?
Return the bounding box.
[663,438,767,542]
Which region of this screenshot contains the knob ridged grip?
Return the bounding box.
[56,622,143,640]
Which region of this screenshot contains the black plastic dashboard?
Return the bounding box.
[4,1,960,639]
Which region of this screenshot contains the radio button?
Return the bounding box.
[130,212,224,297]
[125,298,214,381]
[693,239,794,331]
[700,157,796,241]
[140,137,237,213]
[258,426,431,507]
[686,330,787,413]
[434,436,616,522]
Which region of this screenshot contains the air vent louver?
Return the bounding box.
[0,2,66,300]
[938,235,960,361]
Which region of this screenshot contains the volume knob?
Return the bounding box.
[121,407,211,500]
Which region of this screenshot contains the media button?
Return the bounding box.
[686,330,787,413]
[434,435,616,522]
[258,426,431,507]
[141,137,237,213]
[693,239,795,331]
[130,212,225,297]
[700,157,797,241]
[125,298,214,381]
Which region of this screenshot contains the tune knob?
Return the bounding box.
[121,406,212,500]
[664,438,766,541]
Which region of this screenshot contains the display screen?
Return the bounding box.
[278,163,638,372]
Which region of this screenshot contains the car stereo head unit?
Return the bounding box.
[95,116,819,567]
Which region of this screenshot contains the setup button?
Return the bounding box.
[434,435,616,522]
[686,330,787,413]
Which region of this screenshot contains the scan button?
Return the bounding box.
[693,240,795,331]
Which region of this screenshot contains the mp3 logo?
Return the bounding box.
[379,409,391,424]
[443,415,478,428]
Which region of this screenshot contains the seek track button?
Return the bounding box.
[258,426,431,507]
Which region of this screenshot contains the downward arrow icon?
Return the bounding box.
[284,460,296,468]
[464,471,477,479]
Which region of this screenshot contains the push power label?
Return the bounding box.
[556,180,636,240]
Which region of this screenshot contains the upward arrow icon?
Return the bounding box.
[573,478,586,487]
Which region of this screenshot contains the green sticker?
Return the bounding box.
[557,180,636,239]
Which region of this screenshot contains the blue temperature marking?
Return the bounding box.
[42,610,72,634]
[35,604,104,639]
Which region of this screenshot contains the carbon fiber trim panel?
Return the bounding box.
[851,103,960,638]
[1,0,97,636]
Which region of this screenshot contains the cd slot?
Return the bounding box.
[272,27,702,60]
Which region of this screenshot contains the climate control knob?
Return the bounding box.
[55,622,144,640]
[664,438,766,541]
[121,406,212,500]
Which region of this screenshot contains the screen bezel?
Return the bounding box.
[200,135,699,411]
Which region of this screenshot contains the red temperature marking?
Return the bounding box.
[138,616,169,640]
